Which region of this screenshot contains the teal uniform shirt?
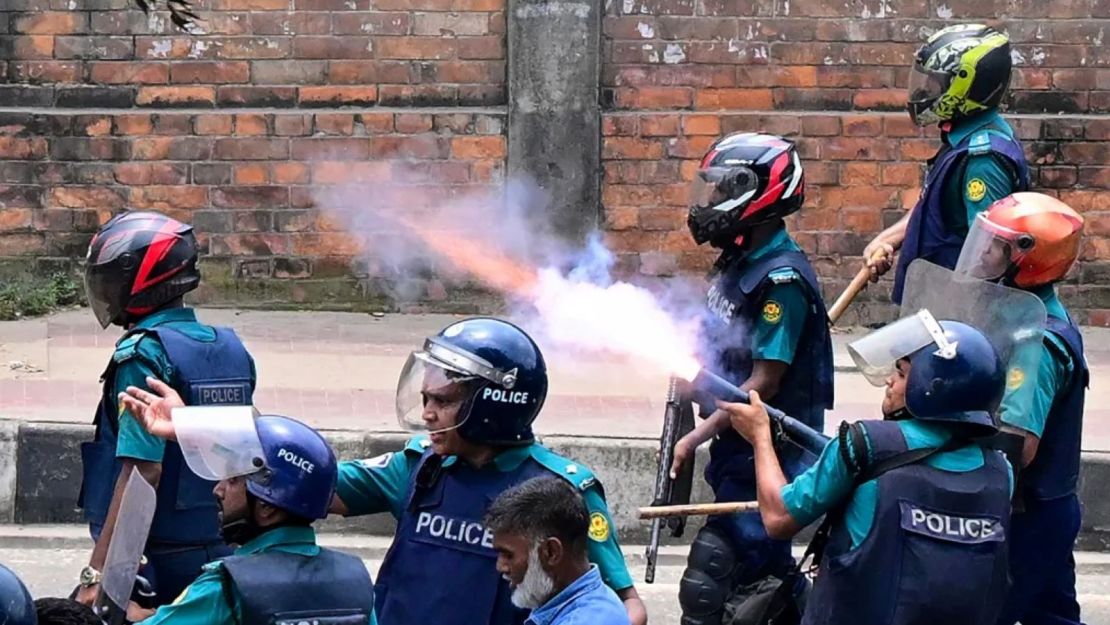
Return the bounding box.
[338,438,634,592]
[940,111,1022,236]
[113,308,258,462]
[137,526,376,625]
[781,420,1015,549]
[739,228,808,365]
[999,286,1076,438]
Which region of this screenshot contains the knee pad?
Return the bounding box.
[687,525,738,580]
[680,526,738,623]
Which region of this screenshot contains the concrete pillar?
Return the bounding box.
[507,0,601,243]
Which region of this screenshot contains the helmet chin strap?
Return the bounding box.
[884,407,911,421]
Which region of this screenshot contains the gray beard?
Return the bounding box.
[508,545,556,610]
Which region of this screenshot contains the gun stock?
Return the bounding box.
[644,376,694,584]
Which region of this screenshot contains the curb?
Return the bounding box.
[4,419,1109,550]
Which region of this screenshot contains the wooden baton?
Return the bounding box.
[827,250,889,326]
[638,501,761,520]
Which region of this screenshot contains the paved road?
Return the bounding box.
[4,525,1110,624]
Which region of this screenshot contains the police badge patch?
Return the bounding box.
[966,178,987,202]
[1006,367,1025,390]
[762,300,783,324]
[588,512,610,542]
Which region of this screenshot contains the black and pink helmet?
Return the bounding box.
[687,132,805,248]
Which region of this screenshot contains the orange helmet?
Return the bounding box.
[956,192,1084,288]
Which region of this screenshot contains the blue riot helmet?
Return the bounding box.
[396,317,548,445]
[174,409,338,519]
[0,563,36,625]
[849,311,1005,436]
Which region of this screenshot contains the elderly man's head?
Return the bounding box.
[485,477,591,609]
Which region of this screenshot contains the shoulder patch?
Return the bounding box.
[360,452,394,469]
[1006,367,1026,391]
[767,267,799,285]
[966,177,988,202]
[112,332,145,364]
[530,445,598,491]
[403,436,432,457]
[588,512,611,542]
[761,300,783,324]
[968,131,992,155]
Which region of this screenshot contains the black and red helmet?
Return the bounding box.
[687,132,805,248]
[84,211,200,328]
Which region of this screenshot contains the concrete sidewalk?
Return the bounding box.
[1,307,1108,446]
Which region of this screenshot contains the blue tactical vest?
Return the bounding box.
[221,547,374,625]
[1022,316,1089,502]
[373,441,599,625]
[699,249,834,485]
[892,128,1030,304]
[78,325,254,544]
[804,420,1012,625]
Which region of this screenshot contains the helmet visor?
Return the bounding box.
[848,311,948,386]
[689,166,759,210]
[84,267,123,329]
[908,66,950,106]
[395,351,479,434]
[955,213,1035,282]
[173,406,266,481]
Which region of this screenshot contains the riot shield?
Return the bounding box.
[98,467,157,624]
[849,259,1047,411]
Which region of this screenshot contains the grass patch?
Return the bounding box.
[0,272,81,321]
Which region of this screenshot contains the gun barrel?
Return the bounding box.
[689,368,831,456]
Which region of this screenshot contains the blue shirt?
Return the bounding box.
[940,110,1021,235]
[525,565,630,625]
[781,420,1014,549]
[740,228,808,365]
[999,285,1076,438]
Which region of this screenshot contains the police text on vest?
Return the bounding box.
[900,503,1004,544]
[415,512,494,549]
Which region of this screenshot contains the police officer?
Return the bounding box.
[76,211,257,608]
[669,132,833,624]
[109,400,377,625]
[721,311,1015,625]
[0,562,37,625]
[864,24,1029,302]
[332,317,647,625]
[954,193,1088,625]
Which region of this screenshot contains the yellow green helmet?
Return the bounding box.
[908,24,1012,127]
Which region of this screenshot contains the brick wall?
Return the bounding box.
[600,0,1110,325]
[2,0,1109,322]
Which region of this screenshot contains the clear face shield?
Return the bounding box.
[689,166,759,210]
[172,406,266,481]
[848,310,956,386]
[907,66,951,125]
[396,338,519,434]
[955,213,1036,282]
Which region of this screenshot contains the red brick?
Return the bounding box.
[682,114,721,136]
[312,161,392,184]
[289,233,362,257]
[358,113,396,133]
[214,137,290,160]
[394,113,434,133]
[841,207,883,233]
[293,36,375,59]
[841,115,883,137]
[290,138,371,161]
[376,37,457,60]
[86,62,166,85]
[74,116,113,137]
[694,88,774,110]
[11,12,85,34]
[332,12,411,35]
[9,61,83,83]
[883,115,921,138]
[450,136,506,159]
[326,60,412,84]
[815,65,896,88]
[273,162,310,184]
[195,114,234,136]
[840,162,880,186]
[274,114,313,136]
[602,116,639,136]
[853,89,906,110]
[130,186,209,210]
[136,86,215,107]
[0,137,48,160]
[251,12,332,35]
[133,37,195,60]
[113,114,154,136]
[114,163,152,185]
[456,36,503,60]
[824,137,892,161]
[234,114,269,136]
[640,115,681,137]
[315,114,357,135]
[881,162,923,186]
[667,135,717,159]
[6,36,54,60]
[898,139,939,161]
[800,115,841,136]
[0,208,34,231]
[233,164,270,185]
[212,0,289,8]
[46,185,126,209]
[170,61,251,84]
[299,86,378,106]
[603,137,664,160]
[371,136,450,159]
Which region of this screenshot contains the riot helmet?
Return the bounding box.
[908,24,1012,126]
[0,563,36,625]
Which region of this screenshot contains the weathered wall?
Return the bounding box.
[1,0,1108,321]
